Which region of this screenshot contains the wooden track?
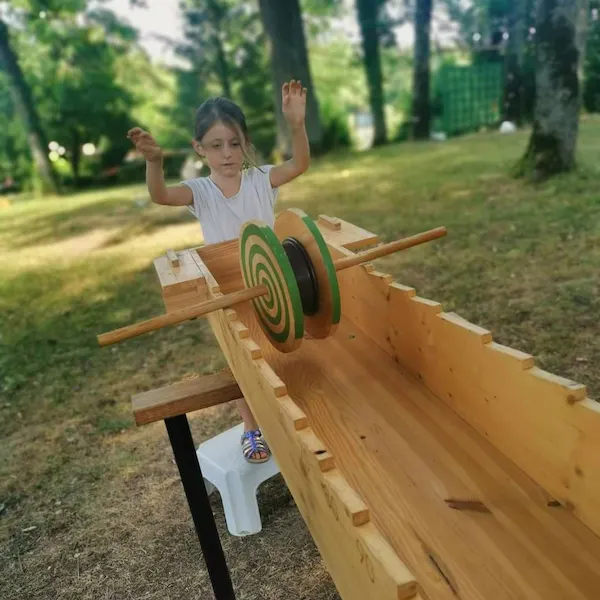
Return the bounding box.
[239,305,600,599]
[154,217,600,600]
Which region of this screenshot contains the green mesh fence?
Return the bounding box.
[434,62,504,136]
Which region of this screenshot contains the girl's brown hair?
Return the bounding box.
[194,97,260,169]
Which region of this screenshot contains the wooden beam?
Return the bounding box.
[132,369,243,426]
[196,239,242,294]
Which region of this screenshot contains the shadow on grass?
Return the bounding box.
[0,195,194,250]
[0,255,224,435]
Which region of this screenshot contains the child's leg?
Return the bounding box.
[236,397,270,462]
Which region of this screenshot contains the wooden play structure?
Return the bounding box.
[99,210,600,600]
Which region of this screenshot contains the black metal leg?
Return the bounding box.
[165,415,236,600]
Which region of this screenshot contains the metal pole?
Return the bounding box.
[165,415,236,600]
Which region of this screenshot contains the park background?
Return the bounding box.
[1,1,599,599]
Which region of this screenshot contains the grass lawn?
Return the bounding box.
[1,119,599,599]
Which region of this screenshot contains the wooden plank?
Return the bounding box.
[199,259,418,600]
[241,305,600,600]
[196,239,241,294]
[190,247,221,293]
[132,369,242,425]
[162,287,207,313]
[315,215,379,251]
[154,254,178,288]
[327,240,600,540]
[568,399,600,535]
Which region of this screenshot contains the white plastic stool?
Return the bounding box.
[196,423,280,536]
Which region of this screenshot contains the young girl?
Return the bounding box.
[127,80,310,463]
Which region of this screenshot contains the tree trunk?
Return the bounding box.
[516,0,580,180]
[208,0,232,98]
[503,0,528,124]
[356,0,387,146]
[71,128,81,187]
[257,0,323,158]
[576,0,591,86]
[0,19,59,195]
[411,0,433,140]
[214,35,231,98]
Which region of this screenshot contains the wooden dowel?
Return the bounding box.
[334,226,447,272]
[166,248,180,268]
[318,214,342,230]
[97,285,268,347]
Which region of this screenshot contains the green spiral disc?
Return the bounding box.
[239,220,304,353]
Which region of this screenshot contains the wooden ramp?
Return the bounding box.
[237,305,600,599]
[155,218,600,600]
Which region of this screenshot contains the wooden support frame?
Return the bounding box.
[132,369,242,425]
[132,366,244,600]
[164,414,235,600]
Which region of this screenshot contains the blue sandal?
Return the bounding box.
[241,429,271,464]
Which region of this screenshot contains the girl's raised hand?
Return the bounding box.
[281,80,307,130]
[127,127,163,163]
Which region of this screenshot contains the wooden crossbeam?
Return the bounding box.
[132,369,242,426]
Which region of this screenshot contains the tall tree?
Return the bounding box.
[516,0,580,180]
[174,0,275,157]
[44,25,134,185]
[355,0,387,145]
[502,1,528,123]
[258,0,324,157]
[411,0,433,139]
[576,0,591,86]
[179,0,232,98]
[583,0,600,112]
[0,18,59,194]
[11,6,139,186]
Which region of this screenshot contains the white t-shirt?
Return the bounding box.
[181,165,279,245]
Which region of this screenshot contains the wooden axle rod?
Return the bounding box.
[333,226,446,271]
[97,226,446,347]
[97,286,268,347]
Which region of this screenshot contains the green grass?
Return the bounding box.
[1,119,599,599]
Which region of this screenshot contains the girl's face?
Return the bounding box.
[194,121,245,178]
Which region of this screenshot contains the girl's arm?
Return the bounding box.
[269,80,311,189]
[269,124,309,189]
[128,127,193,206]
[146,161,192,206]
